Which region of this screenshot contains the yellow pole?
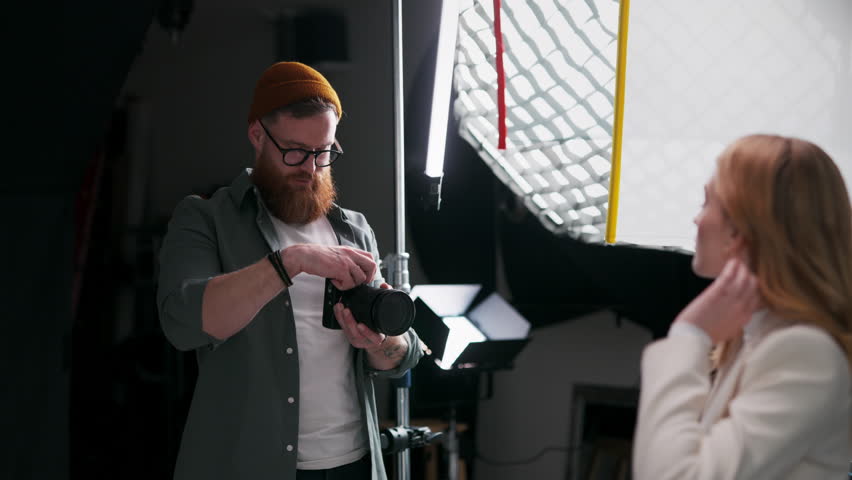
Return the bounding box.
[605,0,630,244]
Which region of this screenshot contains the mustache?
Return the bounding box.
[282,173,318,191]
[250,153,336,225]
[287,172,316,182]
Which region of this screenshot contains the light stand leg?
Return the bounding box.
[386,252,411,480]
[447,406,459,480]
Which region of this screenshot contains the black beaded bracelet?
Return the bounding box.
[267,251,293,287]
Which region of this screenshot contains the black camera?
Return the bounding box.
[323,283,415,336]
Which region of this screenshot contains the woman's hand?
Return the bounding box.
[674,257,762,344]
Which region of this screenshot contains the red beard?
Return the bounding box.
[250,156,337,225]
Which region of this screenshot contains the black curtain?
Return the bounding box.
[2,2,156,478]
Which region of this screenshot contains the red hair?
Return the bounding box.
[715,134,852,362]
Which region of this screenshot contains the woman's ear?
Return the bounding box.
[726,234,752,269]
[727,234,743,253]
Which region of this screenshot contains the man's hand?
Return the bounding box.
[280,244,377,291]
[334,282,409,370]
[674,257,762,344]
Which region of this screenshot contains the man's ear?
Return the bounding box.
[247,121,264,150]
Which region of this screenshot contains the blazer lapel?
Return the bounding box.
[699,312,794,429]
[701,343,747,429]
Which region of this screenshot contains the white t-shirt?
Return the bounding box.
[270,215,368,470]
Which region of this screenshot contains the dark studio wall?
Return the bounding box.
[59,1,447,477]
[4,1,159,479]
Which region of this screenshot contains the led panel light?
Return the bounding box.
[411,284,531,373]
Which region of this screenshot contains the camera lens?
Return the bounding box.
[342,285,415,336]
[371,289,415,336]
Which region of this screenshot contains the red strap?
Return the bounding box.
[493,0,507,150]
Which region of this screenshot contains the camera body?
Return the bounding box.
[323,283,415,336]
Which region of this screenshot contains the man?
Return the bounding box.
[157,61,423,480]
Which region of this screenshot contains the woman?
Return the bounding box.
[632,134,852,479]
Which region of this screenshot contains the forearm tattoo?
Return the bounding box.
[382,338,407,360]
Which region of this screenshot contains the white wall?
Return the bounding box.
[474,310,651,480]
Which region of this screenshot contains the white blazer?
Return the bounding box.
[633,311,851,480]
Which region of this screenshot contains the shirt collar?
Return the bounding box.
[229,168,256,205]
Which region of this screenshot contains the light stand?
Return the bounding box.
[386,1,411,479]
[386,1,465,477]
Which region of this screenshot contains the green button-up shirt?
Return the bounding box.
[157,169,422,480]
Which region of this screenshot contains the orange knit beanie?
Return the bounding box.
[247,61,342,123]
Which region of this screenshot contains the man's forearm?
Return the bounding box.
[202,256,288,340]
[365,334,409,371]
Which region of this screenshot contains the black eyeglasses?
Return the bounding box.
[259,122,343,167]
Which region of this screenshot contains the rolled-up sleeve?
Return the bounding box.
[363,329,424,379]
[360,222,423,376]
[157,197,223,351]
